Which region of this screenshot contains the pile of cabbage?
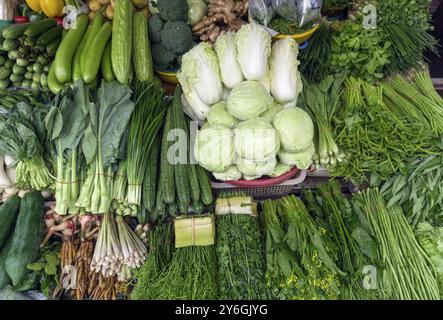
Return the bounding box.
[178,23,315,181]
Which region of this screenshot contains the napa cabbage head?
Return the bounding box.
[234,118,280,162]
[215,32,244,89]
[178,42,223,106]
[207,101,235,128]
[273,107,314,153]
[227,80,272,120]
[270,37,303,104]
[236,23,272,81]
[194,125,234,172]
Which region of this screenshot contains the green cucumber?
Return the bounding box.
[80,13,104,77]
[0,196,21,250]
[197,165,213,206]
[54,14,89,83]
[72,24,93,82]
[25,19,57,38]
[112,0,133,84]
[5,191,44,286]
[37,25,63,46]
[143,140,160,212]
[101,41,114,82]
[46,38,61,57]
[133,11,153,82]
[0,235,13,289]
[2,23,30,39]
[82,22,112,84]
[160,107,175,205]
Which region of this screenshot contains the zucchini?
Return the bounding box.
[143,140,159,212]
[172,88,190,213]
[133,11,153,83]
[46,38,61,56]
[72,24,93,82]
[36,25,63,46]
[16,58,29,67]
[12,64,25,75]
[160,107,175,205]
[82,22,112,84]
[0,67,11,80]
[2,23,30,39]
[196,165,213,206]
[2,39,18,51]
[0,236,13,289]
[25,19,57,38]
[48,63,63,94]
[80,13,104,76]
[0,196,21,250]
[5,191,44,286]
[101,41,114,82]
[54,14,89,84]
[112,0,133,84]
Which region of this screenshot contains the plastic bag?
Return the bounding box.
[250,0,323,28]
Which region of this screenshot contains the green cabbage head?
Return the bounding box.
[207,101,235,128]
[227,81,272,120]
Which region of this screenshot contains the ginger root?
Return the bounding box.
[193,0,248,43]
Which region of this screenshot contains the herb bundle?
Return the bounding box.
[215,195,268,300]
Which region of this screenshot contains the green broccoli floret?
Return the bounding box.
[160,21,193,55]
[152,43,177,70]
[148,13,164,43]
[157,0,189,22]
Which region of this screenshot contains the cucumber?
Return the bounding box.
[72,24,93,82]
[36,25,63,46]
[4,59,14,69]
[196,165,213,206]
[133,12,153,82]
[0,236,13,289]
[0,79,10,89]
[48,63,63,94]
[3,39,18,52]
[2,23,30,39]
[172,88,190,213]
[0,67,11,80]
[0,196,21,250]
[10,74,24,83]
[12,64,25,75]
[5,191,44,286]
[25,19,57,38]
[24,72,33,80]
[54,14,89,84]
[160,107,175,205]
[7,49,18,61]
[192,200,204,214]
[184,116,200,203]
[143,140,159,212]
[80,13,104,77]
[101,41,114,82]
[82,22,112,84]
[16,58,29,67]
[46,38,61,56]
[112,0,133,84]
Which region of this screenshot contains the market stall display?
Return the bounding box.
[0,0,443,302]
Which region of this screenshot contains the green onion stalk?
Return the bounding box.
[112,161,131,216]
[125,82,166,214]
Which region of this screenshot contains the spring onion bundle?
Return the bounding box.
[353,188,440,300]
[215,194,268,300]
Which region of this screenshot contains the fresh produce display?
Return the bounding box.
[0,0,442,304]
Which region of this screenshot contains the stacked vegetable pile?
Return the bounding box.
[179,23,315,181]
[0,19,62,90]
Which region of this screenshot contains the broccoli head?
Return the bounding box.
[160,21,193,55]
[148,13,164,43]
[152,43,177,70]
[157,0,189,22]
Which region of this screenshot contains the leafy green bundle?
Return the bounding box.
[353,188,440,300]
[0,100,52,190]
[215,195,268,300]
[263,195,342,300]
[377,0,432,32]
